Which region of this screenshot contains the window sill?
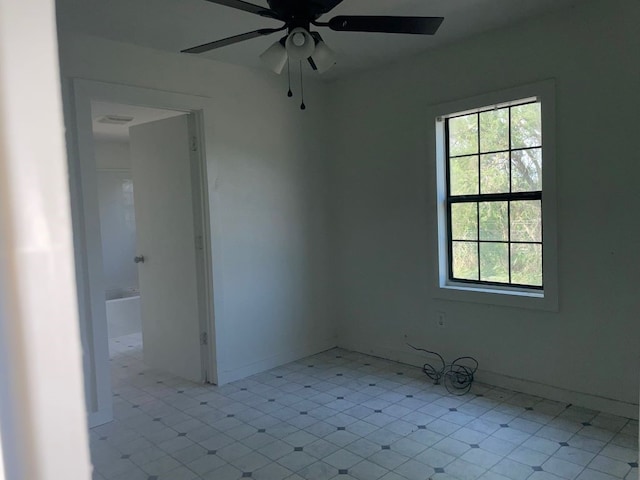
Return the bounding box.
[435,281,557,311]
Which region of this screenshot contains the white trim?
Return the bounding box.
[187,112,218,385]
[341,341,638,420]
[194,110,218,385]
[476,371,638,420]
[68,79,219,426]
[218,336,337,385]
[427,79,559,311]
[440,96,538,120]
[87,409,114,429]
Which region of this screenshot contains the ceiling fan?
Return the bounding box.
[181,0,444,107]
[182,0,443,73]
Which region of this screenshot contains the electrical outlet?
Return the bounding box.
[436,311,446,328]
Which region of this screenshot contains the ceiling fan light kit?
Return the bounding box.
[310,40,336,74]
[182,0,444,108]
[285,27,315,61]
[259,40,288,74]
[260,30,336,75]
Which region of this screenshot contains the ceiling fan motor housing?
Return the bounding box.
[267,0,328,23]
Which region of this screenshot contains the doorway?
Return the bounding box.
[92,102,201,381]
[70,80,218,427]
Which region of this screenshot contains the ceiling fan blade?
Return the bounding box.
[310,31,325,43]
[308,32,322,70]
[181,28,284,54]
[204,0,282,19]
[327,15,444,35]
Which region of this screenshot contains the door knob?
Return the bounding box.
[134,255,145,264]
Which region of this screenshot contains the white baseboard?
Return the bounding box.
[340,340,638,420]
[88,408,113,428]
[216,336,338,385]
[476,370,638,419]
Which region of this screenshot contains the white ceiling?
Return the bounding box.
[57,0,586,80]
[92,101,186,141]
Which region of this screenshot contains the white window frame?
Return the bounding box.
[427,80,558,311]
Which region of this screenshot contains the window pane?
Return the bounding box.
[450,155,479,195]
[511,243,542,286]
[449,114,478,156]
[479,201,507,241]
[510,200,542,242]
[480,152,509,194]
[511,103,541,149]
[512,148,542,192]
[480,242,509,283]
[479,108,508,153]
[452,241,478,280]
[451,203,477,240]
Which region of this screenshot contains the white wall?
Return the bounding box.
[327,0,640,416]
[0,0,91,476]
[95,140,138,299]
[57,33,336,411]
[94,139,130,169]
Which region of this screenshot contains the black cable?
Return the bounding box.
[407,343,478,396]
[287,59,292,98]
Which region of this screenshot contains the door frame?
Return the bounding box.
[68,79,218,427]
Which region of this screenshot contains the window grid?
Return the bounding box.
[445,101,543,289]
[449,145,541,159]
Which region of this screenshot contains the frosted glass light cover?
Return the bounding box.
[311,41,337,73]
[259,41,288,74]
[285,28,315,61]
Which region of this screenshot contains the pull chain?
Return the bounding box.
[299,60,306,110]
[287,59,292,97]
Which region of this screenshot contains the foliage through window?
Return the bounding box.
[445,100,543,288]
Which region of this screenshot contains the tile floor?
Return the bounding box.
[91,333,638,480]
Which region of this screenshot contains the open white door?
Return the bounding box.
[129,114,204,382]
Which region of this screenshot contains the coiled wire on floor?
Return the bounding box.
[407,344,478,396]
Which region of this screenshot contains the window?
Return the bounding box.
[430,81,557,309]
[446,100,543,288]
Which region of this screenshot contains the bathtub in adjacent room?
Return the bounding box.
[105,289,141,339]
